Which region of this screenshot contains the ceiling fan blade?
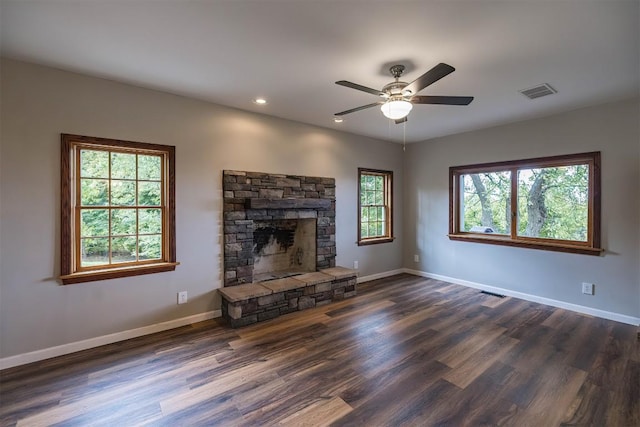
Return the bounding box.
[410,95,474,105]
[334,102,384,116]
[335,80,385,97]
[403,63,455,96]
[394,117,408,124]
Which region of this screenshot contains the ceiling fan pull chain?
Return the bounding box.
[403,120,406,152]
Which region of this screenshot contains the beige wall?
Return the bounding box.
[0,59,404,359]
[403,98,640,319]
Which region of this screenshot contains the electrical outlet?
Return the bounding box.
[581,282,594,295]
[414,254,419,263]
[177,291,188,304]
[353,260,359,269]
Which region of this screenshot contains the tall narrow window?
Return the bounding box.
[449,152,601,255]
[358,168,393,245]
[61,134,177,284]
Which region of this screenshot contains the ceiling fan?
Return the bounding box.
[335,63,473,124]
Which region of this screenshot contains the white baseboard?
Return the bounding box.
[357,268,405,283]
[0,310,221,371]
[404,268,640,326]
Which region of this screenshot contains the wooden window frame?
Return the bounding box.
[449,152,602,256]
[60,134,178,284]
[358,168,394,246]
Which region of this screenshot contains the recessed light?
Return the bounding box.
[253,98,267,105]
[333,117,344,123]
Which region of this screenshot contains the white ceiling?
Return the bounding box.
[1,0,638,143]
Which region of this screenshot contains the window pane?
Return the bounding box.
[365,190,375,205]
[378,207,384,222]
[368,223,377,237]
[377,222,384,236]
[81,209,109,237]
[365,175,375,190]
[139,208,162,234]
[374,190,383,205]
[517,165,588,241]
[139,235,162,260]
[81,179,109,206]
[375,176,383,191]
[462,171,511,234]
[111,152,136,179]
[138,181,161,206]
[80,238,109,267]
[111,236,137,263]
[370,206,377,221]
[80,149,109,178]
[138,155,161,181]
[111,180,136,206]
[111,209,137,235]
[361,224,368,239]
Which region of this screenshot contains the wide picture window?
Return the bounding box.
[449,152,601,255]
[61,134,177,284]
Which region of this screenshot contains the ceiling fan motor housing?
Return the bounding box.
[382,81,409,97]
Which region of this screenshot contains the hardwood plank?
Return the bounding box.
[278,396,352,426]
[442,333,519,388]
[480,293,511,308]
[510,364,588,427]
[606,359,640,426]
[160,348,304,415]
[561,381,613,426]
[437,323,508,368]
[336,362,451,426]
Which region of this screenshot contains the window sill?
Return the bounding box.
[60,262,180,285]
[357,237,395,246]
[448,234,603,256]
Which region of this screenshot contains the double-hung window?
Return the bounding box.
[358,168,393,245]
[449,152,601,255]
[61,134,177,284]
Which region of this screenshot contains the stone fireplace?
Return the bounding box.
[223,170,336,286]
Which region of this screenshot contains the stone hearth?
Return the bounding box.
[223,170,336,286]
[219,266,358,327]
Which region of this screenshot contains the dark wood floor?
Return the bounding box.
[1,274,638,426]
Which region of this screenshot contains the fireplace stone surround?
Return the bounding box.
[223,170,336,287]
[221,170,358,327]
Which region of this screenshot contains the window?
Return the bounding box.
[449,152,601,255]
[61,134,177,284]
[358,168,393,245]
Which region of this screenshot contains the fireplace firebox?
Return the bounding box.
[223,170,336,286]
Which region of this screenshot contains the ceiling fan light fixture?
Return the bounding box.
[380,98,413,120]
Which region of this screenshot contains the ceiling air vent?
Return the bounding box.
[519,83,557,100]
